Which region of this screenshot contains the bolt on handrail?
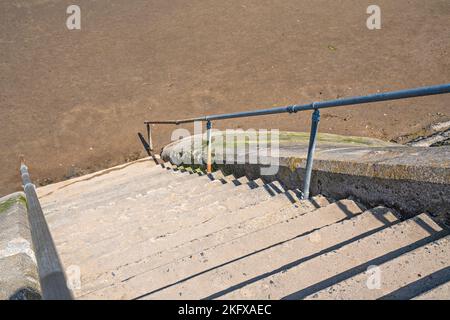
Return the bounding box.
[141,83,450,198]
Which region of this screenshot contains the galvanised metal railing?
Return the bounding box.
[20,158,73,300]
[141,83,450,199]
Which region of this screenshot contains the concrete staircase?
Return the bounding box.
[37,159,450,300]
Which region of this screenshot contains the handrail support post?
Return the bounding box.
[206,120,213,173]
[303,108,321,199]
[147,123,153,151]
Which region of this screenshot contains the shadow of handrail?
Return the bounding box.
[379,266,450,300]
[282,231,448,300]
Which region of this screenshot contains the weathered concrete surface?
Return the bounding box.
[0,192,41,300]
[35,159,333,299]
[162,131,450,225]
[305,235,450,300]
[29,158,449,299]
[221,213,445,300]
[414,280,450,300]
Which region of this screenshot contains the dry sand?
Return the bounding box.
[1,0,449,195]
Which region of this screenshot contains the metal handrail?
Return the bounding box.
[141,83,450,198]
[20,159,73,300]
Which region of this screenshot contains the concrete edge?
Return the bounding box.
[161,137,449,226]
[0,192,41,300]
[218,161,450,227]
[162,133,449,185]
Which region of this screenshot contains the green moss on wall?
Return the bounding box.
[0,195,27,214]
[206,131,395,148]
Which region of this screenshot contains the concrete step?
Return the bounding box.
[264,180,287,194]
[77,195,331,296]
[171,165,222,179]
[413,280,450,300]
[47,175,286,244]
[50,182,295,266]
[49,180,292,258]
[39,160,163,202]
[66,171,244,215]
[78,199,363,299]
[135,206,396,300]
[220,213,445,300]
[41,166,235,216]
[43,173,202,230]
[44,171,252,232]
[83,169,246,212]
[41,165,198,215]
[305,235,450,300]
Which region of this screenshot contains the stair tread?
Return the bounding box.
[76,196,330,295]
[47,178,286,241]
[37,159,159,196]
[52,191,313,275]
[41,166,197,214]
[221,213,444,300]
[305,234,450,300]
[43,168,267,224]
[36,160,448,300]
[413,279,450,300]
[139,206,398,300]
[77,199,363,299]
[42,165,229,211]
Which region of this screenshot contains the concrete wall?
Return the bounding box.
[220,162,450,227]
[161,132,450,227]
[0,192,41,300]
